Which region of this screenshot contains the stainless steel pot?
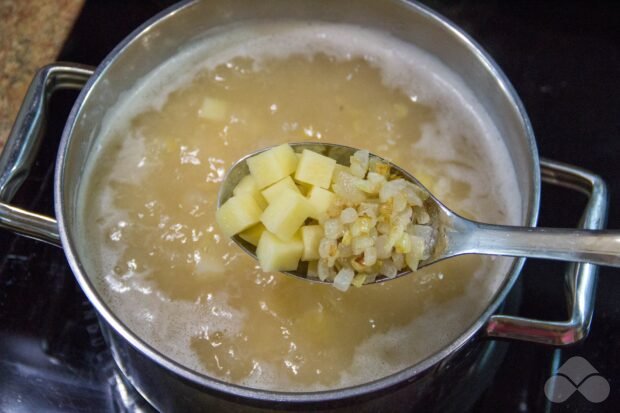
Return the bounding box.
[0,0,608,411]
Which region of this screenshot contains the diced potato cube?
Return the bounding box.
[294,149,337,188]
[216,193,262,237]
[198,97,228,121]
[261,176,301,204]
[233,174,258,195]
[247,144,298,189]
[260,191,313,240]
[256,231,303,272]
[307,186,336,219]
[233,175,267,209]
[300,225,324,261]
[239,223,266,246]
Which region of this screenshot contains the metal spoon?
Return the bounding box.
[218,142,620,284]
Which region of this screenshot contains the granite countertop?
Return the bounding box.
[0,0,84,153]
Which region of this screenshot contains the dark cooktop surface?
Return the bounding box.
[0,1,618,412]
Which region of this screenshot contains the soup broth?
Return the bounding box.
[80,22,521,391]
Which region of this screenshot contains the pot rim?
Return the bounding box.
[55,0,540,404]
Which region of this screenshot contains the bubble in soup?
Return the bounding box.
[79,22,521,391]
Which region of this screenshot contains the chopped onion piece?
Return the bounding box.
[358,202,379,219]
[324,219,344,240]
[351,273,368,288]
[333,171,366,203]
[349,150,369,178]
[380,260,398,278]
[391,252,405,270]
[375,235,392,259]
[363,246,377,266]
[414,206,431,224]
[350,217,372,237]
[333,268,355,292]
[340,207,358,224]
[317,259,332,281]
[352,236,374,255]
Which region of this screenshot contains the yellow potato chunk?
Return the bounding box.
[256,231,303,272]
[233,175,267,209]
[300,225,324,261]
[198,97,228,121]
[294,149,336,188]
[260,190,313,240]
[216,193,263,237]
[247,144,298,189]
[307,186,336,219]
[261,176,301,204]
[239,223,266,246]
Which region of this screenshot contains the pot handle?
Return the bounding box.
[485,158,608,345]
[0,63,95,247]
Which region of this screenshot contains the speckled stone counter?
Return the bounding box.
[0,0,84,152]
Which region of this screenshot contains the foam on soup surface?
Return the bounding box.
[79,22,521,391]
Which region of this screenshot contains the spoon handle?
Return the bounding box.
[465,224,620,267]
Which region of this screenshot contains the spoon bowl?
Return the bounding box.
[218,142,620,285]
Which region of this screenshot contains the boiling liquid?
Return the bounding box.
[80,23,521,391]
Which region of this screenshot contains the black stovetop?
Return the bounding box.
[1,1,618,412]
